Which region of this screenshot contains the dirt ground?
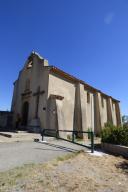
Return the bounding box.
[0,151,128,192]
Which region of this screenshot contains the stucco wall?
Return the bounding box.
[98,94,108,127]
[11,53,121,134]
[111,102,117,126]
[86,92,94,131]
[11,55,49,129]
[48,73,75,133]
[109,98,117,126]
[79,84,87,132]
[80,86,94,131]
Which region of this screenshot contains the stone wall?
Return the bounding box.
[101,143,128,158]
[0,111,13,130]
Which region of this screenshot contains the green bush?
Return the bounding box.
[101,123,128,146]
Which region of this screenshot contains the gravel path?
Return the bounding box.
[0,140,86,172]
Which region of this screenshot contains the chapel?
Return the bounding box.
[11,52,121,136]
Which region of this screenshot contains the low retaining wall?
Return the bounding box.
[101,143,128,158]
[0,111,13,130]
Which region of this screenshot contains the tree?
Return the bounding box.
[122,115,128,125]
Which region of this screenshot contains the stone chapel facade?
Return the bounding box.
[11,52,121,136]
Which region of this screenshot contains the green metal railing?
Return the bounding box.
[41,129,94,153]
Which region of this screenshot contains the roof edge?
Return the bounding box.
[48,66,120,103]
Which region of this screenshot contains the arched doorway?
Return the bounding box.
[22,101,29,126]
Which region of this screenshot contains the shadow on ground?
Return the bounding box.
[115,161,128,175]
[35,142,80,153]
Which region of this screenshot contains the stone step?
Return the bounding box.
[0,132,42,143]
[0,131,41,139]
[0,132,12,138]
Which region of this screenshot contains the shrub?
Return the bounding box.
[101,123,128,146]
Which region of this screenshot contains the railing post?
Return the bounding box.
[91,131,94,153]
[56,129,59,139]
[72,131,75,142]
[41,130,44,141]
[41,129,94,152]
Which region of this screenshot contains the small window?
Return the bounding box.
[87,92,90,103]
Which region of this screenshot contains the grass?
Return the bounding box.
[0,163,35,191]
[56,150,83,162]
[0,151,83,192]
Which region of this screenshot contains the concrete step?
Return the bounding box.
[0,132,42,143]
[0,132,12,138]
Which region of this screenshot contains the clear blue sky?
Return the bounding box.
[0,0,127,115]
